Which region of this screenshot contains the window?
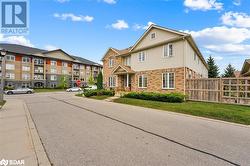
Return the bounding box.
[109,58,114,67]
[86,66,90,70]
[22,73,30,80]
[162,73,175,89]
[6,73,15,79]
[34,58,44,65]
[22,57,30,63]
[6,64,15,70]
[34,66,43,73]
[73,64,79,69]
[62,62,68,67]
[6,55,15,61]
[34,75,44,80]
[80,65,85,69]
[109,76,116,87]
[194,53,197,61]
[51,60,57,66]
[22,66,30,71]
[138,75,147,88]
[151,33,156,39]
[51,68,57,74]
[62,70,68,75]
[51,75,57,81]
[138,52,145,62]
[163,44,173,57]
[124,56,131,66]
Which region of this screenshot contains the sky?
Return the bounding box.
[1,0,250,74]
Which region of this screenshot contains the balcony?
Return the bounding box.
[34,70,44,74]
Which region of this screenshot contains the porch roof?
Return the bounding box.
[112,65,135,75]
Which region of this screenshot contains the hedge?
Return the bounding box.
[122,92,185,103]
[84,89,115,97]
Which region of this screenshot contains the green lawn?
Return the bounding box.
[34,88,66,93]
[89,95,110,100]
[114,98,250,125]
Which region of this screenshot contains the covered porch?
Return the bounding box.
[112,65,135,92]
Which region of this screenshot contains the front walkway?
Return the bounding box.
[0,98,51,166]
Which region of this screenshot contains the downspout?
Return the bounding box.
[183,37,187,95]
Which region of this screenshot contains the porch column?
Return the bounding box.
[126,73,129,87]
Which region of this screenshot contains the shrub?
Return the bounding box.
[83,89,115,97]
[4,86,14,90]
[123,92,185,103]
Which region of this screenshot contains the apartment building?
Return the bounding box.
[0,44,102,88]
[102,24,208,94]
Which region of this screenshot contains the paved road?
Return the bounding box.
[6,92,250,166]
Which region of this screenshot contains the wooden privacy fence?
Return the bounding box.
[186,77,250,105]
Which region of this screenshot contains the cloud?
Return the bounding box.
[184,0,223,11]
[0,34,34,47]
[56,0,70,3]
[133,22,155,30]
[45,45,59,51]
[233,0,241,6]
[221,12,250,28]
[108,20,129,30]
[53,13,94,22]
[185,26,250,56]
[103,0,116,4]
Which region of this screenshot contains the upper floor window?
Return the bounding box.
[51,60,57,66]
[150,33,156,39]
[22,57,30,63]
[123,56,131,66]
[62,70,68,75]
[6,64,15,70]
[109,58,114,67]
[80,65,85,69]
[62,62,68,67]
[34,58,44,65]
[86,66,90,70]
[51,68,57,74]
[138,75,147,88]
[138,52,145,62]
[162,73,175,89]
[22,66,30,71]
[6,55,15,61]
[163,44,173,57]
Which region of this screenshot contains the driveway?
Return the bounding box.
[6,92,250,166]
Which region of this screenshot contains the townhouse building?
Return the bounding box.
[0,44,102,88]
[102,25,208,94]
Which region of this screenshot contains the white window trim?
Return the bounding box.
[138,52,146,62]
[109,76,116,87]
[162,72,175,89]
[22,57,30,63]
[6,64,15,70]
[6,55,15,61]
[163,43,173,58]
[109,58,114,68]
[138,75,147,88]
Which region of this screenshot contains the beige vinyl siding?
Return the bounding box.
[133,28,181,51]
[185,41,208,78]
[130,40,185,71]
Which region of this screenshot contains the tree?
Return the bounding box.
[97,72,103,90]
[207,55,220,78]
[59,75,69,89]
[222,64,236,78]
[88,76,95,85]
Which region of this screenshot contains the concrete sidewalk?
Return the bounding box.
[0,98,51,166]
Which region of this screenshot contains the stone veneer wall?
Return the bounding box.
[131,67,185,93]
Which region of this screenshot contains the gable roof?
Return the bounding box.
[240,59,250,76]
[130,24,188,51]
[112,65,135,74]
[0,43,46,55]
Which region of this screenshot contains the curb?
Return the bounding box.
[23,102,52,166]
